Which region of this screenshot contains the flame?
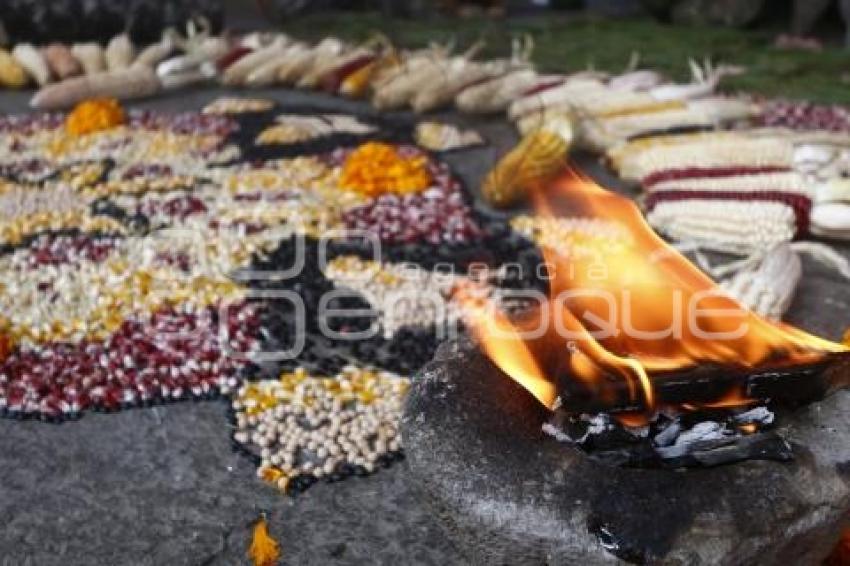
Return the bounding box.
[460,167,847,414]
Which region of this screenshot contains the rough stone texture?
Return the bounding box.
[402,337,850,565]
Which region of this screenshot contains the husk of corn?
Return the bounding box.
[415,122,484,151]
[222,36,289,86]
[720,244,801,319]
[507,76,605,120]
[71,43,106,75]
[106,34,136,71]
[298,47,370,90]
[156,37,229,80]
[339,52,400,98]
[482,116,573,208]
[277,38,343,85]
[134,35,177,69]
[372,57,448,111]
[412,62,493,114]
[31,66,161,110]
[456,69,538,114]
[245,43,307,87]
[13,44,51,87]
[0,48,28,88]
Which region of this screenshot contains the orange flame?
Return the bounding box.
[459,167,847,413]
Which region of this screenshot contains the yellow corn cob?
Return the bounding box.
[0,48,28,88]
[482,115,572,208]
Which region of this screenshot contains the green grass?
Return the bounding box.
[280,11,850,104]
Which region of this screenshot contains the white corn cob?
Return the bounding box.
[608,69,665,92]
[277,38,343,85]
[13,44,51,87]
[455,69,538,114]
[647,198,798,254]
[133,35,176,69]
[581,107,715,152]
[370,47,441,93]
[298,44,376,90]
[411,60,493,113]
[372,56,449,110]
[106,34,136,71]
[648,59,744,102]
[414,121,484,151]
[687,97,759,123]
[649,171,815,199]
[222,36,289,86]
[31,66,161,110]
[608,129,788,178]
[245,43,308,87]
[719,244,801,319]
[156,37,229,79]
[508,77,606,120]
[71,43,106,75]
[616,137,796,183]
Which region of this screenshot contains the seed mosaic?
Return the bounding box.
[0,97,536,493]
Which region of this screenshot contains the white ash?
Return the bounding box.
[733,406,775,425]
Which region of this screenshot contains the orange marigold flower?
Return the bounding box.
[65,98,126,136]
[339,142,432,197]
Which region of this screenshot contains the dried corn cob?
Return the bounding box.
[339,52,400,98]
[156,37,229,80]
[31,66,161,110]
[615,136,796,183]
[43,44,82,80]
[508,77,605,120]
[811,178,850,239]
[608,130,776,176]
[648,171,814,198]
[482,115,573,208]
[133,35,177,69]
[646,198,800,254]
[372,44,460,110]
[277,38,343,85]
[455,69,538,114]
[412,61,493,114]
[244,42,308,87]
[222,36,289,86]
[71,43,106,75]
[13,44,51,87]
[298,45,376,90]
[415,122,484,151]
[0,48,28,88]
[648,59,743,101]
[718,244,802,319]
[608,69,665,92]
[106,34,135,71]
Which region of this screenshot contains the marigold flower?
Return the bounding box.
[65,98,126,136]
[339,142,431,197]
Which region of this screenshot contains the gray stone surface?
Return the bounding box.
[402,337,850,565]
